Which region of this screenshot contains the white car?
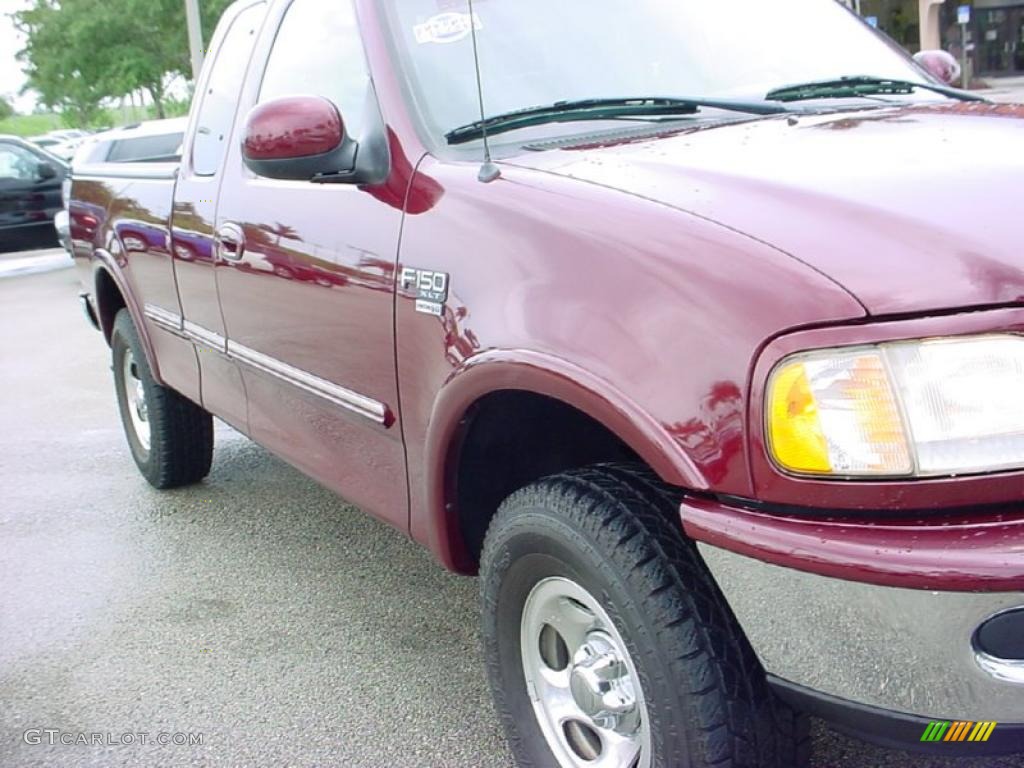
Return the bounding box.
[29,130,91,161]
[72,118,187,165]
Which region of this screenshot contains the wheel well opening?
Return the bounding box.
[95,268,126,343]
[453,391,639,569]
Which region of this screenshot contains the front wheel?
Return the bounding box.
[480,464,808,768]
[111,309,213,489]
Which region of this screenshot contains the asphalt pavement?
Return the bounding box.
[1,258,1021,768]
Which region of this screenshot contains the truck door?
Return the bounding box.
[170,0,267,434]
[213,0,408,529]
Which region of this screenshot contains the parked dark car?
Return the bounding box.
[0,135,68,252]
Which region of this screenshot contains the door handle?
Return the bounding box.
[216,223,245,261]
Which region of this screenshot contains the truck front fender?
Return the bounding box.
[420,348,707,570]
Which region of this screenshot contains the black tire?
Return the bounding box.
[480,463,809,768]
[111,309,213,489]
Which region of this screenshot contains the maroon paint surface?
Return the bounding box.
[681,496,1024,592]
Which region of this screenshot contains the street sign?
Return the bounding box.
[958,6,971,88]
[865,15,878,27]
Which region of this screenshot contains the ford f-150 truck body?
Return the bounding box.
[71,1,1024,765]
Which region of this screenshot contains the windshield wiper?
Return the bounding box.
[766,75,985,104]
[445,96,790,145]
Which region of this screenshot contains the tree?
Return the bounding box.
[0,96,14,120]
[14,1,109,125]
[14,0,234,125]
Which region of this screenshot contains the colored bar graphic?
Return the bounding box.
[945,721,973,741]
[972,722,998,742]
[921,721,950,742]
[921,720,997,743]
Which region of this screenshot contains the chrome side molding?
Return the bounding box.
[227,340,388,425]
[144,305,184,334]
[142,304,387,425]
[183,320,226,353]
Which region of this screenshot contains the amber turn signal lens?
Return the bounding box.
[767,350,912,476]
[768,362,831,473]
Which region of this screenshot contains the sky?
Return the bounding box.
[1,0,35,112]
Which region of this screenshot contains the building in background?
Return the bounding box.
[944,1,1024,75]
[840,0,1024,76]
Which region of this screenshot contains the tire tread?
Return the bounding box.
[481,462,809,768]
[112,310,213,489]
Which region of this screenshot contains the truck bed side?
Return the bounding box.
[71,163,200,403]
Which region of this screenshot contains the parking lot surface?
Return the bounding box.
[2,260,1021,767]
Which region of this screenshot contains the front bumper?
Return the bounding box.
[685,498,1024,753]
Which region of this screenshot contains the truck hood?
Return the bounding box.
[510,103,1024,316]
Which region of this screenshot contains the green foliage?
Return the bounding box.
[13,0,233,127]
[0,112,63,137]
[0,101,185,137]
[0,96,14,120]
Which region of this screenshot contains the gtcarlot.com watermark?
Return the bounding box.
[24,729,203,747]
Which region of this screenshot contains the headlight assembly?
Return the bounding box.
[766,334,1024,478]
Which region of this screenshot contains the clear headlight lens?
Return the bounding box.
[767,334,1024,477]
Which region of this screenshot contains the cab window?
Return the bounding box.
[192,2,266,176]
[258,0,371,138]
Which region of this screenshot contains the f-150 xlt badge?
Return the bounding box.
[401,267,449,317]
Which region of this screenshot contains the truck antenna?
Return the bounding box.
[467,0,500,183]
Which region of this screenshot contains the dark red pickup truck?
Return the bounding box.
[71,1,1024,765]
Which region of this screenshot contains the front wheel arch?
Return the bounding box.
[421,350,708,573]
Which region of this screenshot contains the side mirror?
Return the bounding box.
[913,50,962,86]
[242,96,357,182]
[37,162,57,180]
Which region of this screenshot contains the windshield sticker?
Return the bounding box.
[414,12,482,45]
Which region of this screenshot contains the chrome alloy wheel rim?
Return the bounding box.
[121,349,151,451]
[521,577,651,768]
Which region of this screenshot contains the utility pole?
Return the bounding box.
[184,0,205,81]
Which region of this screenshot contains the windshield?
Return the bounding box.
[384,0,930,142]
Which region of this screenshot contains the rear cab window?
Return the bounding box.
[191,2,267,177]
[107,134,185,163]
